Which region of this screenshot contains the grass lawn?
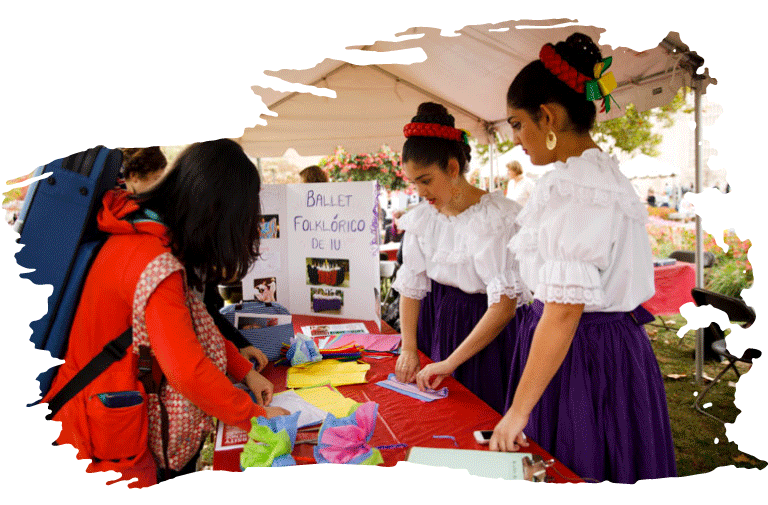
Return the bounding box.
[646,314,766,476]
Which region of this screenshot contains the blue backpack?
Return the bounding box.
[15,146,128,407]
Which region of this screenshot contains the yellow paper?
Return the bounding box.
[294,385,359,418]
[286,359,370,389]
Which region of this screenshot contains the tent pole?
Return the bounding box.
[256,157,264,180]
[693,76,705,386]
[489,142,495,190]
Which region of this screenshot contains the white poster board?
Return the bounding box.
[243,181,381,328]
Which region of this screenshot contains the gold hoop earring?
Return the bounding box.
[546,130,557,151]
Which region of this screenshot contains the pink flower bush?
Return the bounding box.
[319,145,408,192]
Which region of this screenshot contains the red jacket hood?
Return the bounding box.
[98,189,168,240]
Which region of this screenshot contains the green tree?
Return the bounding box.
[474,87,692,164]
[473,133,514,166]
[593,87,692,156]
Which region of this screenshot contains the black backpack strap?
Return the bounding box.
[137,345,171,480]
[45,328,133,420]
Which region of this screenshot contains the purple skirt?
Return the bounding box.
[505,300,677,483]
[417,280,521,414]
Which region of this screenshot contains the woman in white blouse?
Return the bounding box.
[490,33,676,483]
[505,160,534,207]
[392,102,531,413]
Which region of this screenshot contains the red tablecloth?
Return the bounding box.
[213,316,581,482]
[642,262,696,315]
[380,242,400,261]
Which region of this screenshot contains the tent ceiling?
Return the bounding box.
[240,21,713,158]
[619,153,679,179]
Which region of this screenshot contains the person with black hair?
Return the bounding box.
[122,146,269,371]
[120,146,168,194]
[391,102,531,414]
[491,33,676,483]
[44,139,289,487]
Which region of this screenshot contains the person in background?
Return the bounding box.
[392,102,531,414]
[299,164,330,183]
[646,187,656,207]
[45,139,289,488]
[120,147,168,194]
[494,32,676,483]
[505,160,535,207]
[384,209,406,243]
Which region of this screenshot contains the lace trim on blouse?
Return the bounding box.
[390,263,431,300]
[399,191,520,266]
[515,149,648,229]
[487,274,534,307]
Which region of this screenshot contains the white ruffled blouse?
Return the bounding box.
[508,148,655,312]
[391,190,532,307]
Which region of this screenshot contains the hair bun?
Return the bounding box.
[121,146,167,176]
[412,102,454,127]
[556,32,603,77]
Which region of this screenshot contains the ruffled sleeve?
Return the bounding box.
[390,204,430,300]
[468,192,533,307]
[509,150,648,309]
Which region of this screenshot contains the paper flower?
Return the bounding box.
[314,401,383,466]
[286,333,322,366]
[240,411,299,468]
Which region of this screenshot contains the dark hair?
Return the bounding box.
[402,102,472,175]
[299,165,329,183]
[120,146,167,179]
[507,33,603,133]
[135,139,261,289]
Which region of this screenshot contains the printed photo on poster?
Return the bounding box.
[234,312,292,331]
[310,287,344,314]
[306,258,350,287]
[260,215,280,239]
[254,277,277,303]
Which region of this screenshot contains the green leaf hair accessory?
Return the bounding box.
[585,56,620,113]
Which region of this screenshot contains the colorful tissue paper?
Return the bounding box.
[326,333,401,352]
[285,333,322,366]
[276,342,363,365]
[375,373,449,402]
[270,390,329,428]
[314,402,383,466]
[286,359,370,388]
[293,385,360,418]
[240,411,300,469]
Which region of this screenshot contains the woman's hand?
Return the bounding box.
[395,349,420,383]
[239,345,268,372]
[415,360,455,391]
[244,370,274,406]
[489,409,530,453]
[263,406,290,418]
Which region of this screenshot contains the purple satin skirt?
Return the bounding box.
[505,299,677,483]
[416,280,522,414]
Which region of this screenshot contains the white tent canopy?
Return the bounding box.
[240,23,712,158]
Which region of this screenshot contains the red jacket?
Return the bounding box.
[45,190,264,486]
